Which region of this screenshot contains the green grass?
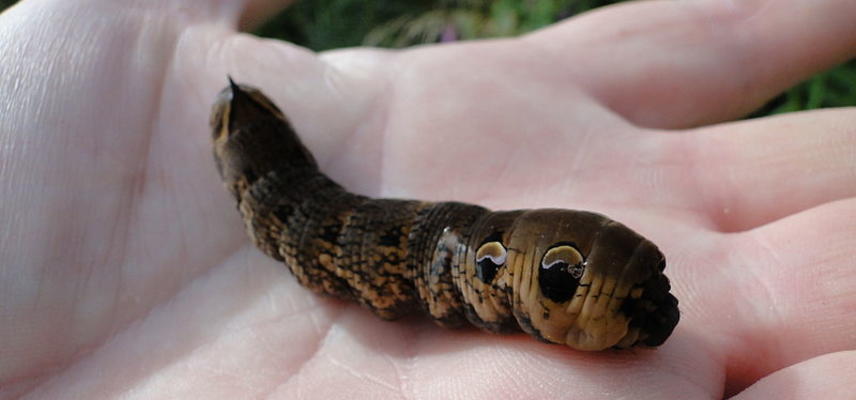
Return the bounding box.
[2,0,853,116]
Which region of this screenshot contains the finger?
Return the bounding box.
[678,108,856,231]
[526,0,856,128]
[731,351,856,400]
[682,199,856,394]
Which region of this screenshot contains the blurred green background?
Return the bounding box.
[2,0,853,116]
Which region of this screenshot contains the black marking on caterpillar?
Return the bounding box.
[210,79,679,351]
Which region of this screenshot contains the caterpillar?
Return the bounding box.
[210,79,679,351]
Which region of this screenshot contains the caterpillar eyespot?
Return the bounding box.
[210,79,680,351]
[538,244,586,304]
[475,241,506,283]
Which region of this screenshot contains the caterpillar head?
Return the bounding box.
[467,209,679,351]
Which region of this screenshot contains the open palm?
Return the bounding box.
[2,0,854,398]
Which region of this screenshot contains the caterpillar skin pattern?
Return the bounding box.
[210,79,679,351]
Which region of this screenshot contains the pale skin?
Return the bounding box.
[1,0,854,398]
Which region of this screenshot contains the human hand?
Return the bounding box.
[1,0,854,398]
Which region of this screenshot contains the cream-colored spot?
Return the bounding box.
[476,241,507,266]
[541,245,584,274]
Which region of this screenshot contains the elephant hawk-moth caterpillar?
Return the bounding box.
[210,79,679,351]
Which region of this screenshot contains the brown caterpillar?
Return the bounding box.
[210,79,679,351]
